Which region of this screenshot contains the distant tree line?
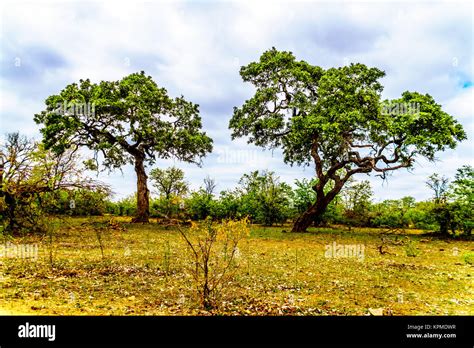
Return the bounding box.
[105,166,472,236]
[1,132,471,237]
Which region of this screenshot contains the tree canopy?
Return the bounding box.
[150,166,189,200]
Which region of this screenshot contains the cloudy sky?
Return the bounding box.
[1,0,472,201]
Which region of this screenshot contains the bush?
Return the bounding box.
[449,201,473,236]
[463,253,474,265]
[369,198,435,230]
[177,218,250,309]
[406,201,437,230]
[428,202,472,236]
[42,189,109,216]
[185,190,216,221]
[106,194,137,216]
[238,171,293,226]
[213,190,241,220]
[150,196,185,219]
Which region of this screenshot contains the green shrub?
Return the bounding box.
[42,189,109,216]
[106,194,137,216]
[463,253,474,265]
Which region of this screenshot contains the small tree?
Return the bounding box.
[371,197,416,229]
[150,166,188,218]
[239,170,293,226]
[150,166,188,200]
[426,167,473,236]
[293,178,317,215]
[35,72,212,223]
[185,177,219,221]
[451,165,473,203]
[340,180,372,226]
[229,48,466,232]
[203,175,217,196]
[449,165,473,235]
[185,189,215,221]
[214,189,241,220]
[426,173,451,234]
[426,174,449,204]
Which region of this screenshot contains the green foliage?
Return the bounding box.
[425,166,473,236]
[292,178,317,214]
[451,165,474,203]
[185,189,216,221]
[34,72,213,221]
[99,165,470,237]
[150,166,188,218]
[231,49,465,167]
[371,197,417,228]
[449,165,473,236]
[42,188,109,216]
[106,194,137,216]
[230,48,466,231]
[405,201,437,230]
[213,190,242,220]
[34,72,213,169]
[183,176,220,221]
[448,201,473,236]
[184,171,293,225]
[463,253,474,265]
[341,180,373,226]
[432,203,454,235]
[238,171,293,226]
[150,167,188,199]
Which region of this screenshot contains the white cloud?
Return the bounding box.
[0,0,472,201]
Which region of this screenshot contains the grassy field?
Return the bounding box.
[0,216,473,316]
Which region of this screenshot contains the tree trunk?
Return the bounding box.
[291,182,343,232]
[132,155,150,223]
[291,200,328,232]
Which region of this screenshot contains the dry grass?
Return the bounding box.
[0,216,472,315]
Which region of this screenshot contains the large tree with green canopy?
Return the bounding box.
[35,71,213,223]
[229,48,466,232]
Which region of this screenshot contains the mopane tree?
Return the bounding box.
[229,48,466,232]
[35,72,213,222]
